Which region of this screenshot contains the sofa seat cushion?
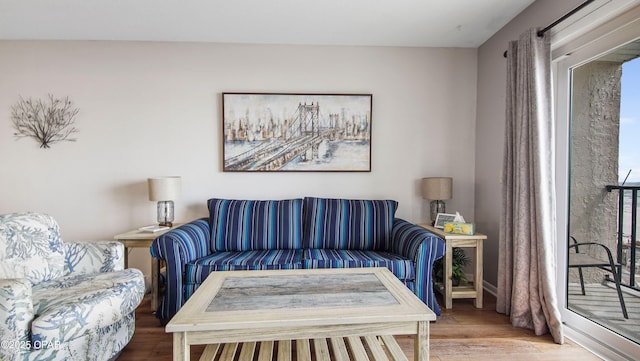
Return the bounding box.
[303,249,415,281]
[186,249,304,284]
[30,269,145,347]
[303,197,398,250]
[208,198,304,252]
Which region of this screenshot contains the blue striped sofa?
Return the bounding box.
[150,197,445,321]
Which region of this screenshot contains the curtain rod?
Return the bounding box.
[503,0,596,58]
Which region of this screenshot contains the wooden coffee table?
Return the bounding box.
[166,267,435,361]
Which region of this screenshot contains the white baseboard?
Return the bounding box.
[483,280,497,297]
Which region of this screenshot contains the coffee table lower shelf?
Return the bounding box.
[199,335,408,361]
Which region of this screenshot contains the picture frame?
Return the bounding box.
[222,92,372,172]
[434,213,457,229]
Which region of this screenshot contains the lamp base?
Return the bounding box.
[157,200,174,228]
[430,200,446,225]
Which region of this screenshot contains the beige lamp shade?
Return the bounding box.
[421,177,452,200]
[148,176,182,201]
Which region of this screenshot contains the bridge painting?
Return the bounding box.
[222,93,372,172]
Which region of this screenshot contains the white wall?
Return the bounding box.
[0,40,477,277]
[475,0,584,288]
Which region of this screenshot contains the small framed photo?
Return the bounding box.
[434,213,456,229]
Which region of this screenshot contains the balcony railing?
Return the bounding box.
[606,184,640,291]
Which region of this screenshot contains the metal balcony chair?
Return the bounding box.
[569,236,628,319]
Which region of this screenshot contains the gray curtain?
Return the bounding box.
[497,28,564,344]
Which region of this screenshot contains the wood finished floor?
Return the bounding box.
[117,291,603,360]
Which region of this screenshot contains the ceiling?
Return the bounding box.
[0,0,535,48]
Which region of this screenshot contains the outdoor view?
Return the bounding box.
[620,57,640,287]
[568,43,640,345]
[620,58,640,192]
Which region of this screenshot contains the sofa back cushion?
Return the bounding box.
[0,212,65,284]
[303,197,398,250]
[208,198,304,252]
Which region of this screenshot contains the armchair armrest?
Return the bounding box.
[391,218,445,315]
[64,240,124,276]
[150,218,211,320]
[0,279,34,359]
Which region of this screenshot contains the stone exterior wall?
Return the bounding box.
[570,61,621,283]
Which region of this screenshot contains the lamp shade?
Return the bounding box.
[421,177,452,200]
[148,176,182,201]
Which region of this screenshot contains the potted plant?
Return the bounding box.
[434,247,471,286]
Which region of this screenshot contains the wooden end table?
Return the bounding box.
[419,224,486,309]
[114,225,177,312]
[167,267,436,361]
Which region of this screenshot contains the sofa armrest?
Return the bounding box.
[65,240,124,276]
[150,218,211,320]
[0,279,34,359]
[391,218,445,315]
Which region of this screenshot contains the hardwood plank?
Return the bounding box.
[258,341,275,361]
[329,337,350,361]
[277,340,291,361]
[295,339,312,361]
[198,344,220,361]
[380,335,408,361]
[313,338,331,360]
[346,336,369,361]
[363,336,389,361]
[219,342,238,361]
[238,342,256,361]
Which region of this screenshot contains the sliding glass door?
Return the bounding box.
[554,5,640,359]
[567,41,639,339]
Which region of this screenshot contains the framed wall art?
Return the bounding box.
[222,92,372,172]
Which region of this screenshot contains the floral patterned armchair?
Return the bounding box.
[0,212,145,361]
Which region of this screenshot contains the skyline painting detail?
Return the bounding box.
[222,93,372,172]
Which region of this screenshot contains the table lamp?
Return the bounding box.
[421,177,452,223]
[148,176,181,227]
